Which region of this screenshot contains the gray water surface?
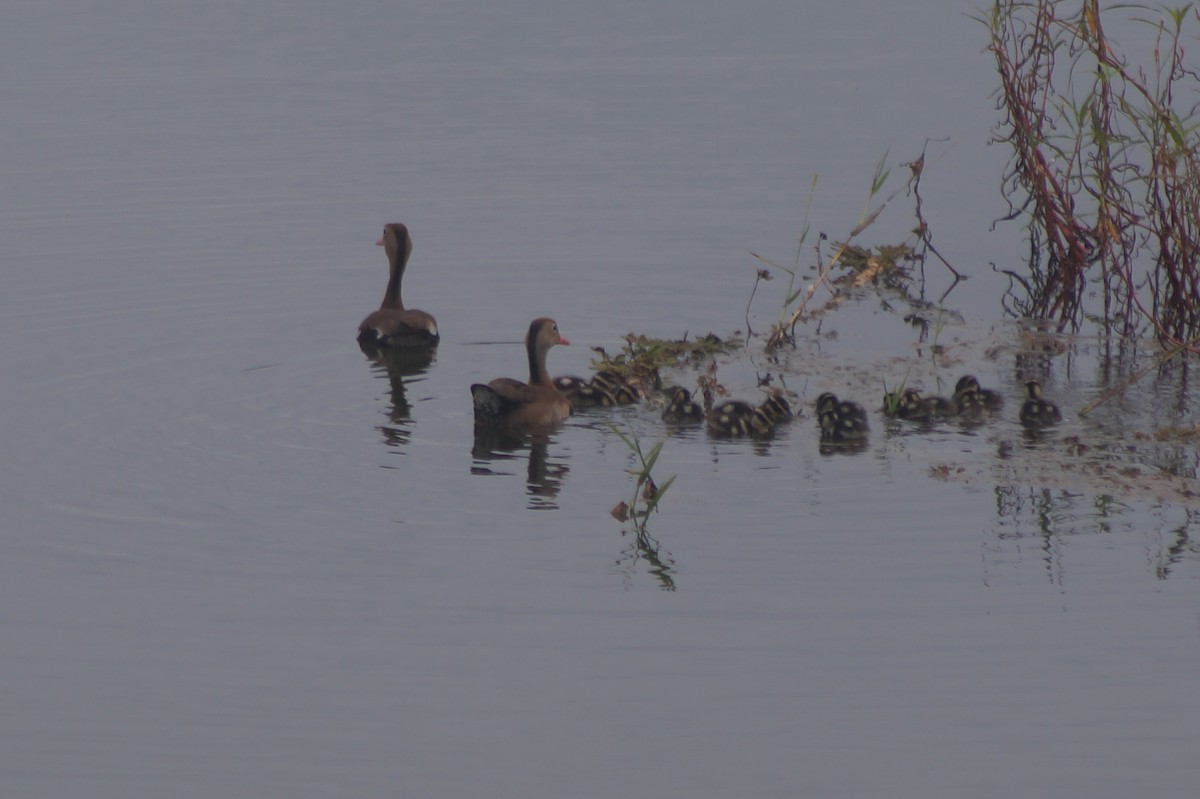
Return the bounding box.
[3,2,1198,798]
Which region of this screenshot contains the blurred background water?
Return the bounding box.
[2,2,1198,797]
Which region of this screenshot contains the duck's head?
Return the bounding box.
[955,374,981,395]
[816,392,839,416]
[528,317,570,351]
[377,222,413,265]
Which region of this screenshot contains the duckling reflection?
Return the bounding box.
[363,347,435,449]
[470,430,569,510]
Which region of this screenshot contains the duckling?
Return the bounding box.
[554,375,617,409]
[706,400,758,436]
[662,386,705,424]
[953,374,1004,412]
[816,392,840,418]
[591,370,642,405]
[1019,380,1062,426]
[882,389,913,419]
[816,393,869,443]
[706,398,782,437]
[887,388,956,422]
[757,392,793,425]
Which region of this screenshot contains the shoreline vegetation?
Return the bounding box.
[589,1,1200,514]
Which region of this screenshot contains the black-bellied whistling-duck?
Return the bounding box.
[953,374,1004,414]
[590,370,643,405]
[1019,380,1062,426]
[553,376,618,409]
[706,392,791,437]
[357,223,439,351]
[816,392,869,443]
[884,388,957,422]
[662,386,704,424]
[472,318,572,430]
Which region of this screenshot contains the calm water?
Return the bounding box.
[3,2,1198,797]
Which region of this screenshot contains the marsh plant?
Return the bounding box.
[753,143,960,350]
[591,332,741,392]
[982,0,1200,348]
[608,423,676,533]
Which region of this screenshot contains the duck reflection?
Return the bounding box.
[470,430,570,510]
[362,347,435,449]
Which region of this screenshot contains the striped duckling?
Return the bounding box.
[816,392,869,444]
[590,370,643,405]
[1019,380,1062,427]
[953,374,1004,416]
[885,388,957,422]
[553,375,618,409]
[706,392,792,437]
[661,386,705,425]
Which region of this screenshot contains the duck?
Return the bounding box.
[816,392,869,443]
[590,370,642,405]
[662,386,705,424]
[471,318,572,430]
[758,392,793,425]
[706,400,763,436]
[706,393,791,437]
[1019,380,1062,426]
[553,375,618,409]
[953,375,1004,413]
[885,388,957,422]
[357,223,439,351]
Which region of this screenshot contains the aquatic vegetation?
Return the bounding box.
[590,332,742,393]
[750,143,962,351]
[982,0,1200,349]
[608,423,676,534]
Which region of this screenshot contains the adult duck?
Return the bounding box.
[357,223,440,351]
[472,318,572,430]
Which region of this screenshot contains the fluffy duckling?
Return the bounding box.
[553,375,618,409]
[706,400,759,436]
[662,386,705,424]
[885,388,956,422]
[953,375,1004,413]
[706,393,790,437]
[1019,380,1062,426]
[816,392,869,443]
[591,370,642,405]
[758,392,793,425]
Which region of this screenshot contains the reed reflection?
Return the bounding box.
[986,484,1200,584]
[470,430,570,510]
[612,524,676,591]
[362,347,434,450]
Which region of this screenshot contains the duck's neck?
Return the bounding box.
[380,256,406,312]
[527,342,551,388]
